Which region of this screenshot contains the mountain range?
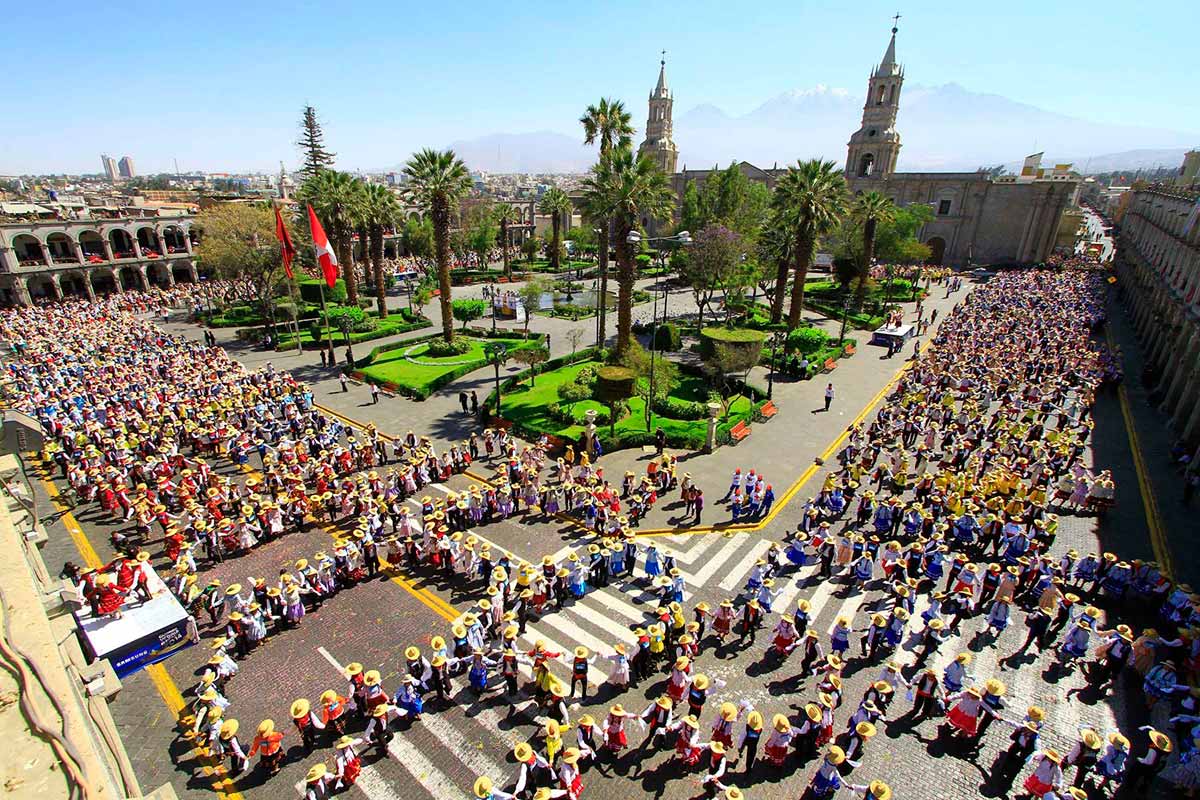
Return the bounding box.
[429,83,1197,175]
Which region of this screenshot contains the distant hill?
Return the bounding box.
[412,84,1197,175]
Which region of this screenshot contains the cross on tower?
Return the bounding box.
[661,49,666,66]
[891,12,901,33]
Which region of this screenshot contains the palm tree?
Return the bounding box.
[538,187,572,272]
[495,204,520,278]
[771,159,848,330]
[362,183,402,318]
[580,98,634,347]
[758,214,795,324]
[852,191,896,308]
[581,147,675,357]
[298,170,364,303]
[403,149,472,343]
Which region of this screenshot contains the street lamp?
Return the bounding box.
[767,330,786,399]
[486,341,509,419]
[839,292,853,345]
[490,280,497,333]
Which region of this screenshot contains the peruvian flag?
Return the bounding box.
[306,203,338,288]
[274,205,297,279]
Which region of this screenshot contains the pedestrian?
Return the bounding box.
[339,373,348,393]
[459,391,469,413]
[320,349,328,368]
[370,383,380,404]
[471,390,479,416]
[824,383,834,412]
[693,489,704,525]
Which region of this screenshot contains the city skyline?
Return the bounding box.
[2,1,1197,175]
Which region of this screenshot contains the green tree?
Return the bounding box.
[772,159,848,330]
[451,298,487,330]
[361,183,402,318]
[521,235,541,263]
[401,216,434,258]
[851,191,896,306]
[679,181,707,235]
[538,187,573,272]
[512,347,550,385]
[195,202,286,331]
[495,204,521,278]
[404,149,473,343]
[518,277,551,335]
[296,105,336,178]
[679,224,743,328]
[580,147,675,357]
[298,170,364,303]
[757,216,794,322]
[580,98,634,348]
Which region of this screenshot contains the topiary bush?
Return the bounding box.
[653,322,682,352]
[699,327,767,360]
[425,337,472,357]
[787,326,830,355]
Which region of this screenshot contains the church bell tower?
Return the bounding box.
[638,53,679,175]
[846,19,904,181]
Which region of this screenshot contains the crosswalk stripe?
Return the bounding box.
[562,599,639,643]
[382,737,470,800]
[690,536,749,586]
[585,588,651,624]
[803,577,839,626]
[417,705,509,779]
[517,625,576,669]
[773,564,818,612]
[537,608,615,656]
[656,532,724,565]
[827,593,866,635]
[719,540,774,591]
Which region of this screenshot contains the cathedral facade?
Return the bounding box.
[656,27,1080,267]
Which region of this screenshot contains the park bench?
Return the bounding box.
[823,358,838,373]
[759,400,779,420]
[844,343,856,355]
[730,420,752,443]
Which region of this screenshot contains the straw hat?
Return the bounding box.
[856,721,877,738]
[345,662,363,677]
[719,702,738,721]
[562,747,582,765]
[219,719,239,739]
[1108,731,1130,750]
[984,678,1007,697]
[319,689,339,705]
[473,777,494,798]
[1148,729,1173,752]
[290,699,310,719]
[693,674,710,691]
[256,719,275,735]
[1027,706,1046,722]
[578,714,595,727]
[1081,728,1102,750]
[405,646,420,661]
[867,780,892,800]
[772,713,791,733]
[306,764,328,783]
[710,740,726,755]
[574,646,589,659]
[372,703,390,718]
[334,735,359,749]
[826,745,846,765]
[724,790,744,800]
[681,715,699,729]
[609,704,627,717]
[364,670,381,687]
[805,703,821,723]
[513,742,534,762]
[655,696,672,710]
[1044,748,1063,763]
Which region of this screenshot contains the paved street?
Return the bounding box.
[20,263,1192,800]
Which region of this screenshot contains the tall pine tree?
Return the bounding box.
[296,105,336,178]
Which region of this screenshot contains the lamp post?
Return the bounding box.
[486,341,509,419]
[839,292,852,346]
[490,280,497,333]
[625,230,690,431]
[767,330,786,400]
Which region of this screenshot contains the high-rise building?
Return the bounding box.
[118,156,136,179]
[100,154,118,181]
[637,55,678,175]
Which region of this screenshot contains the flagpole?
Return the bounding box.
[288,276,303,353]
[319,281,335,364]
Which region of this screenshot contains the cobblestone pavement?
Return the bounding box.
[23,270,1186,800]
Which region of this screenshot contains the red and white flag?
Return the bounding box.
[274,205,297,279]
[306,203,338,288]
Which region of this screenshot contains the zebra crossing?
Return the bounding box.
[317,514,1120,800]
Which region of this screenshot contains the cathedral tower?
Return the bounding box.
[846,21,904,180]
[638,54,679,175]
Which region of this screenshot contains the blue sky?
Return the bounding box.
[2,0,1195,175]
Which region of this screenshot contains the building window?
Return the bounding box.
[937,199,952,216]
[868,129,877,137]
[858,153,876,178]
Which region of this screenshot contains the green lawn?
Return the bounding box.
[500,360,753,448]
[359,335,541,398]
[276,313,430,350]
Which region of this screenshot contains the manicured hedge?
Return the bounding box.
[354,332,546,401]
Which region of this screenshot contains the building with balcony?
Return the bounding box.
[0,211,200,306]
[1114,183,1200,447]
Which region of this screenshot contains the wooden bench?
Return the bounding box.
[730,420,752,442]
[823,358,838,373]
[844,343,856,355]
[759,400,779,419]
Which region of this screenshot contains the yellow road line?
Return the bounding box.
[1108,335,1174,578]
[37,458,245,798]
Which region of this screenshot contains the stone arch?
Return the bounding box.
[146,261,171,288]
[135,226,160,255]
[109,228,135,258]
[925,236,946,266]
[11,234,46,266]
[26,274,59,301]
[46,232,76,263]
[162,224,187,253]
[876,84,887,105]
[857,153,875,178]
[171,261,195,284]
[79,230,106,261]
[58,270,89,299]
[407,211,421,221]
[90,268,118,296]
[119,266,146,291]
